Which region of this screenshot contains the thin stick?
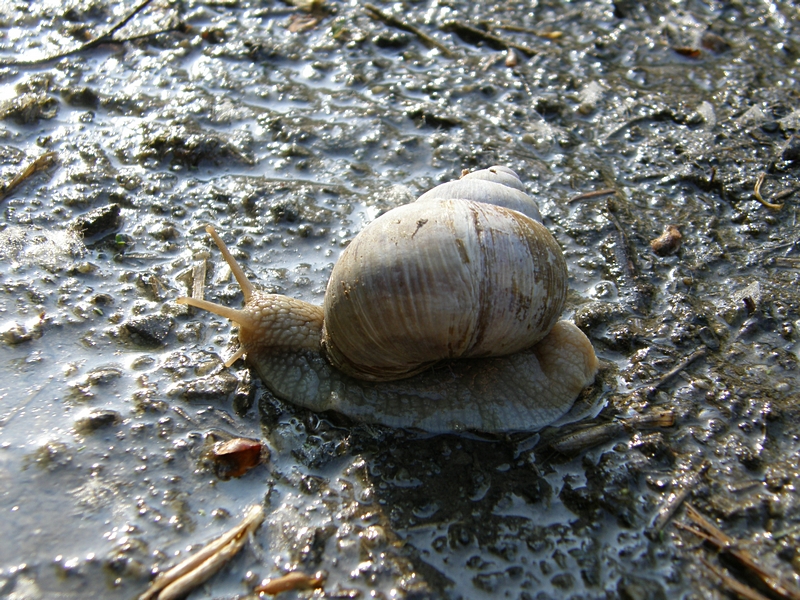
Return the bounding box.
[364,4,454,58]
[683,504,800,600]
[0,152,57,201]
[2,0,179,66]
[605,203,647,314]
[699,557,772,600]
[646,347,707,397]
[770,186,799,203]
[753,172,784,211]
[568,188,617,204]
[646,461,709,539]
[105,0,157,39]
[440,20,538,56]
[773,257,800,268]
[492,22,563,39]
[548,410,675,455]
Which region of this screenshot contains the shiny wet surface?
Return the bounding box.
[0,1,799,598]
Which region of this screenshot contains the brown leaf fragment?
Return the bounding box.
[207,437,267,479]
[673,47,703,58]
[0,151,58,201]
[650,225,682,256]
[255,571,326,594]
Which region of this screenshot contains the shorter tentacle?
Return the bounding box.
[176,297,247,325]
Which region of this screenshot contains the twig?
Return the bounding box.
[682,504,800,600]
[99,0,158,40]
[440,20,538,56]
[0,152,57,202]
[548,410,675,455]
[753,172,784,211]
[2,0,180,66]
[604,109,674,141]
[568,188,618,204]
[645,461,709,540]
[492,22,563,39]
[773,257,800,268]
[605,202,648,314]
[699,557,772,600]
[364,4,454,58]
[646,347,707,397]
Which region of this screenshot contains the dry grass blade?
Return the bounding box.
[140,504,265,600]
[754,173,784,211]
[568,188,618,204]
[0,152,57,202]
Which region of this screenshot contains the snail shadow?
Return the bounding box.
[259,371,612,598]
[345,426,556,596]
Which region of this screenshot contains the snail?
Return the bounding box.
[176,166,598,432]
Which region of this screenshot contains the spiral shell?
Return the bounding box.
[321,183,565,381]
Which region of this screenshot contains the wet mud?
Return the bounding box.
[0,0,799,598]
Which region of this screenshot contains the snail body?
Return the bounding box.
[177,167,598,432]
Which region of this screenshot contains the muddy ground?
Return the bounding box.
[0,0,799,598]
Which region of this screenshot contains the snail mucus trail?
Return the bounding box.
[176,166,599,433]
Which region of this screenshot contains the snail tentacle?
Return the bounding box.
[178,229,325,359]
[176,296,247,325]
[204,225,255,302]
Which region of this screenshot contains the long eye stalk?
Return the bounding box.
[204,225,254,302]
[175,225,259,331]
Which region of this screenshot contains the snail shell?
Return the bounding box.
[177,167,598,432]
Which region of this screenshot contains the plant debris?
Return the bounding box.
[677,504,800,600]
[650,224,682,256]
[140,504,265,600]
[254,571,326,595]
[0,152,57,201]
[364,4,454,57]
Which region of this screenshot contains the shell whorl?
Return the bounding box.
[320,168,566,382]
[416,166,542,222]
